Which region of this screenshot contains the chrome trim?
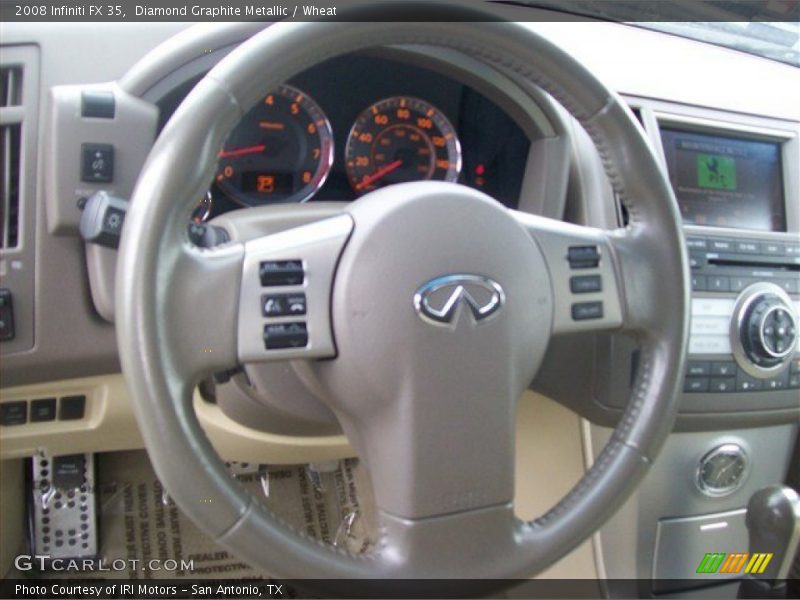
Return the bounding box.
[696,443,750,498]
[413,274,505,326]
[730,282,797,379]
[219,83,334,206]
[758,304,797,360]
[344,95,462,195]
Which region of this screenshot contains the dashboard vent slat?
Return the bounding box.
[0,66,23,107]
[0,124,21,249]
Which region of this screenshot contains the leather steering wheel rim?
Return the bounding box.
[117,3,689,589]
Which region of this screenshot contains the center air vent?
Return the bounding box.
[0,124,21,249]
[0,66,23,107]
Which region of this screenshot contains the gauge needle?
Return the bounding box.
[217,144,266,159]
[355,159,403,191]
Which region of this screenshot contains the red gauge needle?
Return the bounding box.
[217,144,266,159]
[355,159,403,191]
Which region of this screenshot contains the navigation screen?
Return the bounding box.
[660,128,786,232]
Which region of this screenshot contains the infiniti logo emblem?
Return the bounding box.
[414,275,505,325]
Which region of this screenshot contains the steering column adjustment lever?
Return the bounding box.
[79,191,128,249]
[80,191,229,249]
[738,485,800,599]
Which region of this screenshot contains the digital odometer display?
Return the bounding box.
[660,128,786,232]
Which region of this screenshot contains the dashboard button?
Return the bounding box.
[684,378,709,393]
[567,246,600,269]
[789,373,800,389]
[569,275,602,294]
[0,401,27,426]
[711,362,737,377]
[710,378,736,393]
[262,293,306,317]
[264,322,308,350]
[764,371,789,391]
[687,361,710,377]
[689,253,706,269]
[259,260,304,287]
[80,143,114,183]
[59,395,86,421]
[30,398,57,422]
[735,241,759,254]
[691,275,708,292]
[776,279,798,294]
[761,242,784,255]
[571,301,603,320]
[709,239,734,252]
[708,276,730,292]
[736,373,763,392]
[730,277,757,292]
[686,237,707,250]
[81,90,115,119]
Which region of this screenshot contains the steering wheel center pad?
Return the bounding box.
[315,182,553,519]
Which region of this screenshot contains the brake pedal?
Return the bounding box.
[30,453,98,561]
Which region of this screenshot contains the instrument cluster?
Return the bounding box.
[214,86,462,208]
[193,55,531,218]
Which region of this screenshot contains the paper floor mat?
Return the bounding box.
[43,450,377,579]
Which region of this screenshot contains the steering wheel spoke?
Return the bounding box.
[512,210,626,335]
[237,214,353,363]
[160,242,244,379]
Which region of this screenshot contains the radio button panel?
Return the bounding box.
[686,233,799,395]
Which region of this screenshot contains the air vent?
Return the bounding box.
[0,124,21,248]
[0,66,23,107]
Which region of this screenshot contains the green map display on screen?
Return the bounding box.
[697,153,737,191]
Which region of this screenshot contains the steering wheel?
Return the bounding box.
[117,3,689,591]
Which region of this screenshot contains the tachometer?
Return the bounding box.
[344,96,462,194]
[215,84,333,206]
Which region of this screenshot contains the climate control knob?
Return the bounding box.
[732,283,798,379]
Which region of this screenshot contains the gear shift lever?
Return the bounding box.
[738,485,800,599]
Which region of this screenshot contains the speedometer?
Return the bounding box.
[215,84,333,206]
[344,96,462,195]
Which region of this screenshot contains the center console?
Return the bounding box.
[591,100,800,595]
[663,126,800,405]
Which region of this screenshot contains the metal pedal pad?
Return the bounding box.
[30,453,98,561]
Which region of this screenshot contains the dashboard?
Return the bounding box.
[0,16,799,593]
[158,54,531,220]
